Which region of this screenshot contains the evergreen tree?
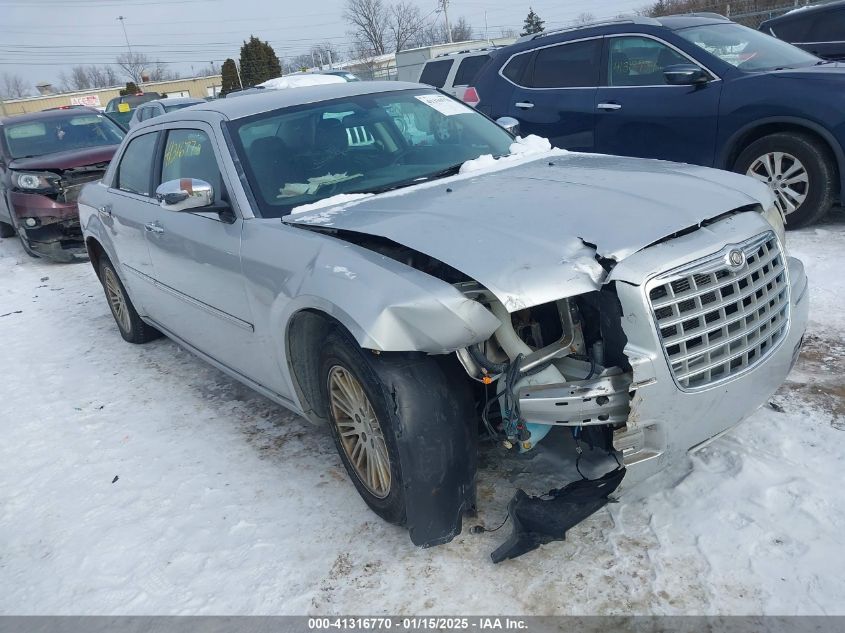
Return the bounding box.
[119,81,140,96]
[239,36,282,87]
[220,58,240,95]
[521,7,545,36]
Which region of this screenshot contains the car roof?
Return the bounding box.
[514,13,729,43]
[158,80,425,121]
[760,0,845,26]
[145,97,205,106]
[0,107,102,126]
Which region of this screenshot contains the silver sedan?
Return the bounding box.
[79,81,808,561]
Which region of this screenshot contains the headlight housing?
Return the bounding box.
[11,171,59,192]
[761,204,787,251]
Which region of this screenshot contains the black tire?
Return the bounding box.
[98,257,162,344]
[733,132,835,229]
[16,228,40,259]
[319,331,407,526]
[0,221,14,238]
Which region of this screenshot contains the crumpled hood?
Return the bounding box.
[286,153,773,311]
[9,145,118,171]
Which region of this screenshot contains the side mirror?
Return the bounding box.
[496,116,521,136]
[663,64,709,86]
[155,178,214,211]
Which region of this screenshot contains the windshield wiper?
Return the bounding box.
[349,161,467,195]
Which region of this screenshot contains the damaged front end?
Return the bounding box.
[454,281,632,561]
[9,165,106,262]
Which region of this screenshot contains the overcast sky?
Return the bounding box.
[2,0,649,91]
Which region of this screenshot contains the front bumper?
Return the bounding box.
[608,213,809,487]
[9,191,86,262]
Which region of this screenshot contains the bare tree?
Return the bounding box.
[148,61,181,82]
[116,52,151,84]
[499,27,518,39]
[1,73,29,99]
[87,65,119,87]
[344,0,389,56]
[389,1,424,52]
[450,16,473,42]
[574,12,596,25]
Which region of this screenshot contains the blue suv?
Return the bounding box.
[471,13,844,227]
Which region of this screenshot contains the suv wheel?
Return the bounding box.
[99,257,162,344]
[0,221,14,238]
[734,132,834,229]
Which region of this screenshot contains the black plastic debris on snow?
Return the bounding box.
[491,467,625,563]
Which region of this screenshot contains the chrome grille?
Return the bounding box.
[648,232,789,391]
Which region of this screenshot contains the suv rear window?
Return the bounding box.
[419,59,453,88]
[453,55,490,86]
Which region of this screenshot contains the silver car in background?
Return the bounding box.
[78,81,808,561]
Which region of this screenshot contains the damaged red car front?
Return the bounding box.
[0,109,124,262]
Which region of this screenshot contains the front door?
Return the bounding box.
[105,131,161,313]
[594,35,722,166]
[504,37,602,151]
[145,125,259,380]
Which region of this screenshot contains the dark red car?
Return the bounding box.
[0,108,125,261]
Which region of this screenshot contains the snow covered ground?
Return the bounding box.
[1,210,844,616]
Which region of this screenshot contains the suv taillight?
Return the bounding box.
[461,86,480,108]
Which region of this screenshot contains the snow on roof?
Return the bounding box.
[257,74,346,90]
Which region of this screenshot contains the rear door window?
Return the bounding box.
[116,132,158,196]
[419,59,453,88]
[453,54,490,86]
[526,39,602,88]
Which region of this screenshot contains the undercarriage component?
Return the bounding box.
[491,467,625,563]
[518,372,632,426]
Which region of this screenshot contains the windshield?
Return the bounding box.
[3,112,125,159]
[229,89,515,217]
[678,22,819,71]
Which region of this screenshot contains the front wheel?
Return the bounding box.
[734,132,835,229]
[0,221,14,238]
[319,332,406,525]
[98,257,162,344]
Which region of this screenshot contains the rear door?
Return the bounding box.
[502,37,602,151]
[593,34,722,166]
[144,123,260,379]
[106,131,161,312]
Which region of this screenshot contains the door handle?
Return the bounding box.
[144,221,164,234]
[98,204,112,216]
[597,102,622,111]
[514,101,535,110]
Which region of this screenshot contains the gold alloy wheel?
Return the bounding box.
[327,365,392,498]
[103,267,131,333]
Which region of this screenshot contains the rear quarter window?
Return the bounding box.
[501,53,531,84]
[419,59,453,88]
[453,54,490,86]
[116,132,158,196]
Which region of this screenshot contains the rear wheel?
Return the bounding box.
[98,257,161,344]
[734,132,835,229]
[0,221,14,238]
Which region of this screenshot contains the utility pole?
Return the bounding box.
[235,62,244,88]
[117,16,133,55]
[439,0,453,43]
